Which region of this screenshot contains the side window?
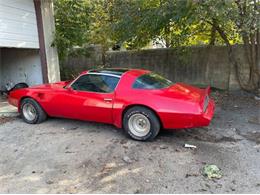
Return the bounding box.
[133,73,172,89]
[71,74,120,93]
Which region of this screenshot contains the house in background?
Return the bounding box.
[0,0,60,91]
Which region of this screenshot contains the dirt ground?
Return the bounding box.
[0,90,259,193]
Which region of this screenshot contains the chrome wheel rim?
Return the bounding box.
[23,103,37,121]
[128,113,151,137]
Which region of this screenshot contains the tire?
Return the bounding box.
[20,98,47,124]
[123,106,160,141]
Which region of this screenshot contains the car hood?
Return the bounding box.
[30,81,71,89]
[164,83,209,103]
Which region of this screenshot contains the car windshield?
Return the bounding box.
[133,73,173,89]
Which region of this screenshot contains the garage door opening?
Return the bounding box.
[0,48,43,116]
[0,48,43,92]
[0,0,60,116]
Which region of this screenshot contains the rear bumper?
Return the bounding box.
[162,99,215,129]
[198,99,215,126]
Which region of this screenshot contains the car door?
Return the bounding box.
[66,73,120,124]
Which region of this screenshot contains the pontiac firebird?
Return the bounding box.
[8,68,215,141]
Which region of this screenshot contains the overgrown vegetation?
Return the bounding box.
[53,0,260,94]
[53,0,90,61]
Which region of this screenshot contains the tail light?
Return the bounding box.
[203,95,209,112]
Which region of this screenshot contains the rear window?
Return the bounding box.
[133,73,173,89]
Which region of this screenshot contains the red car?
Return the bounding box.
[8,68,215,141]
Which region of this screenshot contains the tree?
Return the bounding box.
[53,0,259,93]
[110,0,193,49]
[88,0,117,64]
[110,0,260,93]
[109,0,235,49]
[195,0,260,93]
[54,0,118,65]
[53,0,91,61]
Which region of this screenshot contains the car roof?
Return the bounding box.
[87,68,149,78]
[88,68,130,76]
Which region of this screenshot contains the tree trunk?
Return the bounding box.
[164,25,171,48]
[209,20,217,45]
[214,23,259,93]
[101,46,106,66]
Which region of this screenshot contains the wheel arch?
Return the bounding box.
[18,96,43,113]
[121,104,163,129]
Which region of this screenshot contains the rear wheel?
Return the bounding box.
[123,106,160,141]
[20,98,47,124]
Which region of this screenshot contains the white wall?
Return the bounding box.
[41,0,60,82]
[1,48,43,87]
[0,48,2,88]
[0,0,39,48]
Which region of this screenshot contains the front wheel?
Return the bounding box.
[123,106,160,141]
[20,98,47,124]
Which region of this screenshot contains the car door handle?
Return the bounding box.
[104,98,112,102]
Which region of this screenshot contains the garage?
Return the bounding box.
[0,48,43,90]
[0,0,60,115]
[0,0,60,93]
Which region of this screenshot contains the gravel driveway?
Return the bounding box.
[0,91,259,193]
